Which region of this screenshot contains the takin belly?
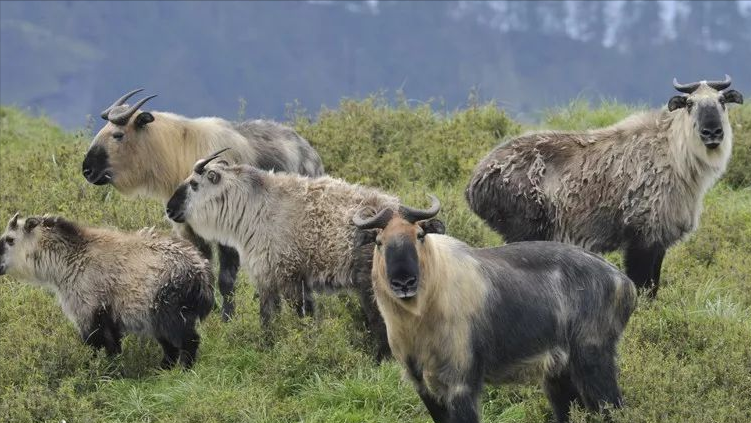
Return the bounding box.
[484,347,570,385]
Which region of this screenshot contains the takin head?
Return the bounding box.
[668,75,743,150]
[0,212,43,276]
[0,213,65,277]
[166,148,243,229]
[82,89,157,188]
[353,195,442,300]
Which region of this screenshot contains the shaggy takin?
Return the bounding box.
[82,89,324,320]
[354,195,636,423]
[466,76,743,296]
[165,150,443,360]
[0,213,214,369]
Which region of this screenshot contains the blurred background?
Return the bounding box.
[1,0,750,129]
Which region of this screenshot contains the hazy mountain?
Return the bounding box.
[1,1,749,128]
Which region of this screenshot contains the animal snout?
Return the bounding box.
[165,205,185,223]
[390,276,418,299]
[166,185,189,223]
[81,146,113,185]
[700,125,724,148]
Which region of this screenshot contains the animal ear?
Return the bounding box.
[23,217,40,233]
[134,111,154,127]
[353,229,378,248]
[723,90,744,105]
[419,218,446,235]
[668,96,688,111]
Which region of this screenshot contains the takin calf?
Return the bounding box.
[354,195,636,423]
[82,89,324,320]
[0,214,214,369]
[466,76,743,297]
[165,150,443,361]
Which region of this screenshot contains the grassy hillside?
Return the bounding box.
[1,100,750,423]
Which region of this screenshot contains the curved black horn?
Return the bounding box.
[107,94,157,126]
[673,78,701,94]
[100,88,144,120]
[399,194,441,224]
[352,207,394,230]
[706,74,732,91]
[193,148,231,175]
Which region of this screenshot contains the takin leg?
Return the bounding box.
[569,345,623,418]
[356,275,391,362]
[284,278,316,318]
[258,284,282,343]
[624,243,665,298]
[651,248,667,297]
[178,325,201,369]
[543,369,582,423]
[217,244,240,321]
[446,391,481,423]
[157,337,181,369]
[101,313,123,357]
[414,384,451,423]
[81,306,122,356]
[300,281,316,317]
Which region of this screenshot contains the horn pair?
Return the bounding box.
[100,88,157,126]
[353,195,441,230]
[193,148,231,175]
[673,74,731,94]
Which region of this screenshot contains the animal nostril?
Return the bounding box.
[713,128,724,137]
[166,208,173,216]
[392,277,417,288]
[82,167,92,178]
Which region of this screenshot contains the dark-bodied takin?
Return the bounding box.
[354,195,637,423]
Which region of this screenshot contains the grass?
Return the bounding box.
[1,98,750,423]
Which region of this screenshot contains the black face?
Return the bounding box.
[166,184,189,223]
[383,234,421,299]
[82,145,112,185]
[695,103,724,149]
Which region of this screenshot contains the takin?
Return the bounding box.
[354,195,636,423]
[466,76,743,297]
[0,213,214,369]
[82,89,324,320]
[165,149,443,361]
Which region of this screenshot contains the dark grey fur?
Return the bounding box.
[384,238,635,423]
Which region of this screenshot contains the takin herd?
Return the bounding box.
[0,76,744,423]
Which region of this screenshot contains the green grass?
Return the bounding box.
[1,99,750,423]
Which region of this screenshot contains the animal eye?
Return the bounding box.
[417,231,426,241]
[686,100,694,109]
[5,237,14,246]
[113,131,124,141]
[375,239,382,247]
[189,180,198,191]
[207,170,221,184]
